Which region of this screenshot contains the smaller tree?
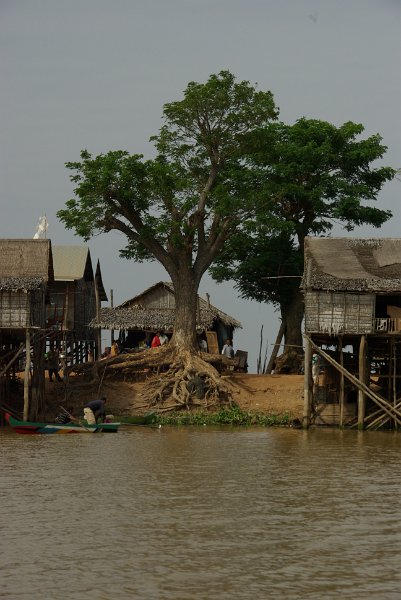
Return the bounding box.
[211,118,395,368]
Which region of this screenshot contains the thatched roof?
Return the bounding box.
[91,281,242,331]
[0,239,54,291]
[303,237,401,292]
[52,245,108,301]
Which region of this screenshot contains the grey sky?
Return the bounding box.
[1,0,400,370]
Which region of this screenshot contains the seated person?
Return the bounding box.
[101,347,112,360]
[198,336,208,352]
[110,341,120,356]
[55,406,77,424]
[159,331,169,345]
[151,332,161,348]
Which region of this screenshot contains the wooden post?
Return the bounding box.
[339,338,345,428]
[94,278,101,360]
[392,339,397,431]
[0,344,25,379]
[303,335,313,428]
[110,289,114,345]
[357,335,367,430]
[23,328,31,421]
[266,321,285,374]
[305,335,401,426]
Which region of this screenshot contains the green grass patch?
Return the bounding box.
[152,406,291,427]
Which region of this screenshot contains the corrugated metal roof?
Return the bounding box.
[95,259,108,302]
[52,246,93,281]
[52,245,108,301]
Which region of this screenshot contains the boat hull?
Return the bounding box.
[4,413,119,434]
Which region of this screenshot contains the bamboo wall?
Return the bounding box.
[0,287,46,329]
[0,291,30,328]
[305,291,375,335]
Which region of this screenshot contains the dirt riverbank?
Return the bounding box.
[44,373,305,421]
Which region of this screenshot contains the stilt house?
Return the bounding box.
[302,237,401,429]
[92,281,242,354]
[49,246,108,361]
[0,239,54,420]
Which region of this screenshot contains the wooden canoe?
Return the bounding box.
[4,412,119,434]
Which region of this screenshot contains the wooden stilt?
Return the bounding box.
[0,345,25,379]
[110,289,114,345]
[266,321,285,374]
[392,339,397,431]
[366,398,401,430]
[94,278,101,359]
[303,335,313,428]
[357,335,367,430]
[306,335,401,426]
[23,328,31,421]
[339,338,345,428]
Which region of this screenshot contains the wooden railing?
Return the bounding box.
[373,318,401,333]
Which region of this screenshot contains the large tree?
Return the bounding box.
[57,71,278,405]
[211,118,395,368]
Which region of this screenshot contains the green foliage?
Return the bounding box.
[211,117,395,309]
[211,232,303,308]
[153,406,290,426]
[58,71,278,273]
[245,118,394,236]
[58,73,395,348]
[154,71,278,168]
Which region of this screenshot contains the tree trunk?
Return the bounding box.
[274,288,304,374]
[169,270,199,350]
[280,288,304,350]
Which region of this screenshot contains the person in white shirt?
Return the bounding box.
[159,331,169,345]
[221,339,234,358]
[198,337,208,352]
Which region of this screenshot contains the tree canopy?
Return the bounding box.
[57,71,278,348]
[211,117,396,355]
[58,71,395,375]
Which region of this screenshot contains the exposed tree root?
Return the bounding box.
[274,349,304,374]
[64,345,238,413]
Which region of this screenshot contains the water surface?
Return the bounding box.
[1,426,400,599]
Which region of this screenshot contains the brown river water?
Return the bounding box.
[1,425,401,600]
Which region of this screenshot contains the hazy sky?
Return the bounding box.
[1,0,400,371]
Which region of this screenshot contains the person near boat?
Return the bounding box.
[46,347,62,382]
[55,406,78,424]
[84,397,107,424]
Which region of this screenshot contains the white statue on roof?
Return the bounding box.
[33,215,48,239]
